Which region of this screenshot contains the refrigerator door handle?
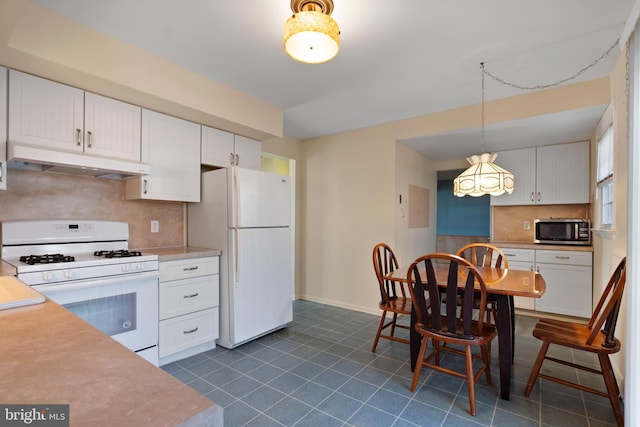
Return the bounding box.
[234,228,241,285]
[233,165,241,227]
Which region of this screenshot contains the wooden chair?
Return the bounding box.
[524,257,627,427]
[456,243,508,324]
[406,253,497,416]
[371,243,412,352]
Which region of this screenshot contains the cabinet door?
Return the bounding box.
[490,147,536,206]
[128,110,200,202]
[201,125,234,167]
[535,262,592,318]
[1,67,6,190]
[536,141,589,204]
[84,93,141,161]
[8,70,84,152]
[498,249,536,310]
[234,135,262,170]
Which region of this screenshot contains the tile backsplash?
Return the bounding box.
[492,204,590,242]
[0,169,185,250]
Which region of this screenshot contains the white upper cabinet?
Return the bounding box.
[125,109,201,202]
[9,70,84,152]
[201,125,262,170]
[8,70,141,162]
[490,147,536,205]
[83,92,141,161]
[491,141,589,206]
[0,67,6,190]
[535,142,590,204]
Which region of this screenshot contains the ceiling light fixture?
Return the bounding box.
[453,63,514,197]
[284,0,340,64]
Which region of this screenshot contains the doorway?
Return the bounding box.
[436,169,490,253]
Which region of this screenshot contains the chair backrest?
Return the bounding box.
[407,253,488,339]
[372,243,401,303]
[456,243,508,269]
[587,257,626,347]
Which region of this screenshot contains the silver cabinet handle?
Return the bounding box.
[235,153,239,165]
[537,192,541,202]
[76,128,82,146]
[229,152,235,165]
[530,192,534,202]
[555,256,570,260]
[0,161,3,183]
[143,179,148,194]
[504,253,516,257]
[183,266,199,271]
[183,327,199,334]
[86,130,93,148]
[183,292,199,299]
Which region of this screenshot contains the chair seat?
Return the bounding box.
[533,319,620,354]
[421,316,496,346]
[380,296,412,313]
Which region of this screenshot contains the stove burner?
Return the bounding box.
[94,250,142,258]
[20,254,76,265]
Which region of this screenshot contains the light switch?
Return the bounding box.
[151,220,159,233]
[523,220,531,230]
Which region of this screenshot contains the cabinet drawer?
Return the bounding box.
[498,248,534,263]
[160,257,219,281]
[535,250,592,266]
[159,275,219,320]
[159,308,219,357]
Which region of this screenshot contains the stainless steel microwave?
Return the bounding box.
[534,218,591,245]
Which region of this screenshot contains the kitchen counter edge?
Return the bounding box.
[142,247,222,261]
[491,241,593,252]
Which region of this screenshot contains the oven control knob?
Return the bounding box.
[42,271,56,282]
[121,264,130,272]
[63,270,74,279]
[136,263,144,271]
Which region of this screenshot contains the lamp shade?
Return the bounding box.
[453,153,514,197]
[284,10,340,64]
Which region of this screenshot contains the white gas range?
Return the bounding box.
[1,220,160,365]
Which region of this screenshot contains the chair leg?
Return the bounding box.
[410,335,429,392]
[371,311,387,352]
[524,341,550,396]
[598,354,624,427]
[481,344,492,385]
[465,345,476,416]
[390,312,398,336]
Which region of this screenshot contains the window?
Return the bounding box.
[596,124,614,229]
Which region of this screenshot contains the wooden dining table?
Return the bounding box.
[385,263,546,400]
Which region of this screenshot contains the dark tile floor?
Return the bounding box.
[162,300,621,426]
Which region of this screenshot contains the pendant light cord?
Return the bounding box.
[483,38,620,91]
[481,62,486,152]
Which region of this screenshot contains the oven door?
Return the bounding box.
[33,271,159,356]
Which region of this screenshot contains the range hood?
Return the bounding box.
[7,142,150,179]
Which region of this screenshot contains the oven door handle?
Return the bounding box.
[32,271,159,294]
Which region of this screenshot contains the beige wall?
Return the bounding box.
[591,47,629,382]
[299,78,611,315]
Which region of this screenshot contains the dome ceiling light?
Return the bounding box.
[284,0,340,64]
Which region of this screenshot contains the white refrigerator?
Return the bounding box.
[187,166,293,349]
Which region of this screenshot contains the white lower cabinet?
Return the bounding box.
[499,247,592,317]
[500,249,535,310]
[534,250,593,318]
[158,256,219,365]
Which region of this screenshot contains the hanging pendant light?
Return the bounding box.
[453,63,514,197]
[284,0,340,64]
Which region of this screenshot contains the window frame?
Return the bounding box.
[595,120,614,231]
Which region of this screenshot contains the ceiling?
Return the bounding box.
[30,0,634,161]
